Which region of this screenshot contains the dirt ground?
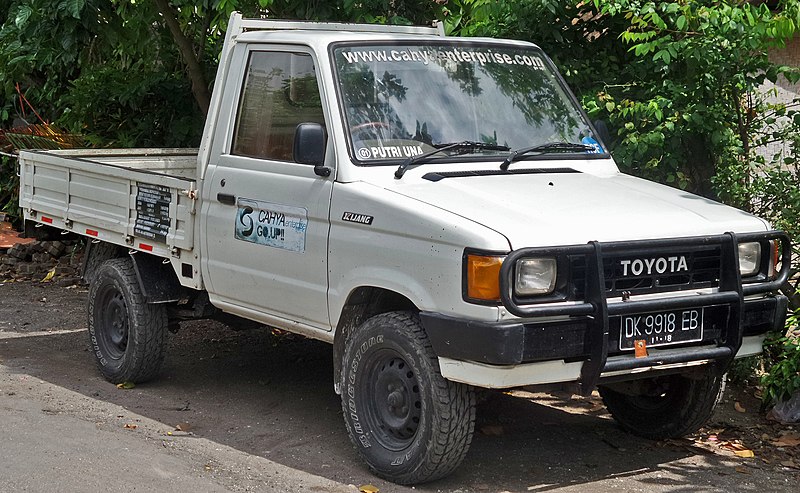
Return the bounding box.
[1,276,799,492]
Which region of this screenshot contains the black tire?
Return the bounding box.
[340,312,475,485]
[599,368,725,440]
[87,258,167,383]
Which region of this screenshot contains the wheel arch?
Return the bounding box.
[82,240,126,284]
[128,252,184,304]
[84,241,183,304]
[332,286,418,394]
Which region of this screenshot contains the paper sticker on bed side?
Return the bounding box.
[234,198,308,253]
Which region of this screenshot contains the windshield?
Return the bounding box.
[333,42,603,164]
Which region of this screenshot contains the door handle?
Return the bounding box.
[217,193,236,205]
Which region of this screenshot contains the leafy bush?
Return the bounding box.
[0,155,20,224]
[762,310,800,404]
[58,63,203,148]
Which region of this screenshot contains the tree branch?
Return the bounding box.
[152,0,211,116]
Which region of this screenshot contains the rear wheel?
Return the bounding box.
[88,258,167,383]
[340,311,475,484]
[599,368,725,439]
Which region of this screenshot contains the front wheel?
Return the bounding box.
[87,258,168,383]
[599,367,725,440]
[340,312,475,485]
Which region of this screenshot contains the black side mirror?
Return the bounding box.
[592,119,612,148]
[293,123,330,176]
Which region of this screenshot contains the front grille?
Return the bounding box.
[570,247,721,299]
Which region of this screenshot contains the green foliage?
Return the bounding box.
[762,310,800,404]
[260,0,445,25]
[59,63,203,147]
[728,355,762,386]
[0,156,20,223]
[593,0,799,197]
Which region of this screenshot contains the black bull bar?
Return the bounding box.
[498,231,792,392]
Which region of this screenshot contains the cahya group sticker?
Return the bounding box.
[235,198,308,253]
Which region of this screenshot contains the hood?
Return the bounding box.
[377,169,768,249]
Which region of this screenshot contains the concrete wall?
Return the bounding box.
[760,35,800,161]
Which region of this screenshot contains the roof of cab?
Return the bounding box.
[234,29,539,51]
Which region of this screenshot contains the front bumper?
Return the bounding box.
[423,231,792,391]
[435,334,767,389]
[423,295,786,366]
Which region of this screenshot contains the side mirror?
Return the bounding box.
[592,119,612,148]
[293,123,330,176]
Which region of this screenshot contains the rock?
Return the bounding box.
[55,266,76,277]
[8,244,29,260]
[16,263,38,275]
[45,241,65,257]
[32,252,52,264]
[55,277,82,287]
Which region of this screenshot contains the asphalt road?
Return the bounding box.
[1,280,798,492]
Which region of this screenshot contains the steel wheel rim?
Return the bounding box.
[361,348,423,451]
[96,284,128,360]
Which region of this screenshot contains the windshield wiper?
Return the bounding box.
[394,141,510,179]
[499,142,596,171]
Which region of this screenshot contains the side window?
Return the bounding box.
[232,51,324,161]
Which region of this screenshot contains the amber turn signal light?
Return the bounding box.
[465,254,503,302]
[770,240,780,278]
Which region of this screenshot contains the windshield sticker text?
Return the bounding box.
[341,48,546,70]
[235,198,308,253]
[359,145,424,160]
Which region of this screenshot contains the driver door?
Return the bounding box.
[202,47,333,330]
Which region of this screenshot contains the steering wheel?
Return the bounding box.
[351,121,394,145]
[351,121,390,133]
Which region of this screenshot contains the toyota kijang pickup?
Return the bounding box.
[17,13,791,485]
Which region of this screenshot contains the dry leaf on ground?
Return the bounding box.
[41,268,55,283]
[771,432,800,448]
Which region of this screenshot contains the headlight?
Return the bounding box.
[738,242,761,276]
[515,258,557,295]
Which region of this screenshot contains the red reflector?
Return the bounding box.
[41,216,53,224]
[139,243,153,252]
[86,229,98,237]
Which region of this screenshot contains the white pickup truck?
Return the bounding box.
[17,13,791,484]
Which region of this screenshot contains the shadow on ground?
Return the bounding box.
[1,319,756,493]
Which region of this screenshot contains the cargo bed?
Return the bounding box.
[18,148,200,286]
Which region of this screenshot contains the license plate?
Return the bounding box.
[618,308,704,351]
